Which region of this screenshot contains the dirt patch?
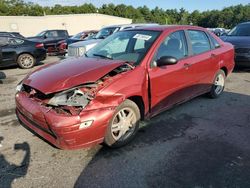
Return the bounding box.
[0,109,16,119]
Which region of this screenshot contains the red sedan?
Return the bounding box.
[15,25,234,149]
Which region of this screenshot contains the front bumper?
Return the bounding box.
[15,92,115,150]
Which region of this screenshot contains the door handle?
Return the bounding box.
[184,63,192,69]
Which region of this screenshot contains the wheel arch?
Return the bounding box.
[127,95,145,120]
[220,66,228,77]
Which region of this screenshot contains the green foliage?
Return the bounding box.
[0,0,249,28]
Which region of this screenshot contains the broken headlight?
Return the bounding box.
[48,88,90,108]
[16,82,23,92]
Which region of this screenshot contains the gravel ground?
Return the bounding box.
[0,57,250,188]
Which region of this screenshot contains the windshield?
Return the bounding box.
[95,27,119,39]
[36,31,46,37]
[86,30,161,65]
[228,24,250,36]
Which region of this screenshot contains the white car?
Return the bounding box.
[67,23,158,57]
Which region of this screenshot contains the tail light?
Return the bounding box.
[36,43,44,48]
[60,42,67,48]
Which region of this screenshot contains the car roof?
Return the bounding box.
[239,21,250,25]
[125,25,206,31]
[102,23,158,29]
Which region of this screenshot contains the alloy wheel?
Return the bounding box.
[111,107,137,141]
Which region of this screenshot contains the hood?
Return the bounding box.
[69,39,103,48]
[23,57,125,94]
[220,36,250,47]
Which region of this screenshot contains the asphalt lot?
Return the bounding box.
[0,56,250,188]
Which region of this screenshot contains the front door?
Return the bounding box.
[148,30,195,117]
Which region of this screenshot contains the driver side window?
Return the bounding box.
[155,30,188,61]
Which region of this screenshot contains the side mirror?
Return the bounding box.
[156,56,178,67]
[44,35,47,39]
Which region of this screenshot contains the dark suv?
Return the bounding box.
[28,30,70,54]
[221,22,250,68]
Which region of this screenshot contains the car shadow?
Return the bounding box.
[0,137,30,188]
[0,71,6,84]
[74,91,250,188]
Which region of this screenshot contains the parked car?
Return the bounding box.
[68,23,158,57]
[0,36,46,69]
[213,28,228,37]
[27,30,70,54]
[220,22,250,68]
[66,30,98,45]
[15,25,234,149]
[55,30,98,56]
[0,32,25,38]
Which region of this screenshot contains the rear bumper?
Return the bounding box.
[15,92,115,150]
[34,49,47,62]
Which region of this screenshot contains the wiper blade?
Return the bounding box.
[93,53,113,60]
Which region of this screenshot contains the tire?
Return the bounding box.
[208,69,226,98]
[104,99,141,148]
[17,54,35,69]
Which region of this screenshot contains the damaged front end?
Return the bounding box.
[18,63,134,116]
[15,62,136,149]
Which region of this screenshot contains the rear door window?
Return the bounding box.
[58,30,67,37]
[187,30,211,55]
[45,31,58,38]
[0,37,8,46]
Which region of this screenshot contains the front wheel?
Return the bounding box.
[104,99,141,148]
[208,70,226,98]
[17,54,35,69]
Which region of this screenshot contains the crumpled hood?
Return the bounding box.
[23,57,125,94]
[220,36,250,47]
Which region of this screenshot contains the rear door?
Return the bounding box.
[148,30,195,116]
[186,30,218,94]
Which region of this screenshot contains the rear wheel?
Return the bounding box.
[104,99,140,148]
[208,69,226,98]
[17,54,35,69]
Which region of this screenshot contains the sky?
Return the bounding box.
[25,0,249,12]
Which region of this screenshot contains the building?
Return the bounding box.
[0,13,132,37]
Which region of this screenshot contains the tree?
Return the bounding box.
[0,0,249,29]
